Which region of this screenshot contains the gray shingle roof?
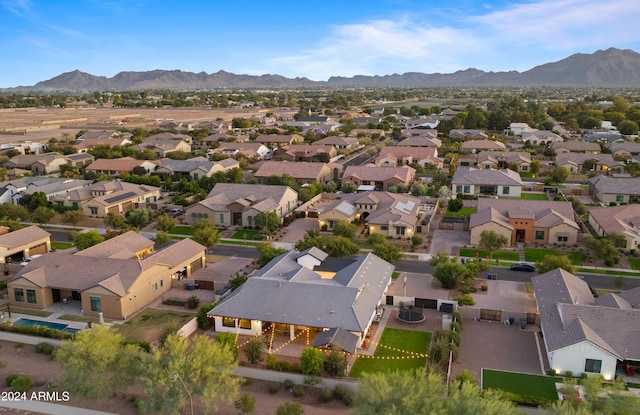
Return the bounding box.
[310,327,360,354]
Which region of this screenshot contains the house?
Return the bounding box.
[210,142,271,159]
[153,157,239,180]
[52,180,160,217]
[396,135,442,148]
[255,134,303,147]
[273,144,337,162]
[147,133,192,142]
[19,178,93,204]
[341,165,416,192]
[505,122,535,136]
[73,136,133,153]
[606,142,640,158]
[476,151,532,173]
[348,129,386,138]
[314,136,359,150]
[451,167,523,198]
[469,199,579,246]
[0,226,51,264]
[552,142,601,154]
[555,153,624,175]
[532,268,640,380]
[519,131,563,145]
[461,140,506,152]
[85,157,157,176]
[74,231,155,260]
[403,116,439,129]
[77,130,128,141]
[208,249,393,348]
[307,191,423,238]
[5,153,69,175]
[184,183,298,227]
[588,175,640,204]
[254,161,339,185]
[8,235,206,320]
[583,131,622,144]
[375,146,443,169]
[133,139,191,157]
[0,142,48,156]
[449,129,488,140]
[65,153,95,171]
[401,129,438,140]
[589,205,640,250]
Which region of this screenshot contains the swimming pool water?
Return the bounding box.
[13,318,79,334]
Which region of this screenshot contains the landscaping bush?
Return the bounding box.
[450,321,461,332]
[300,347,324,375]
[292,384,305,397]
[266,354,278,370]
[319,387,334,403]
[449,330,461,347]
[284,379,295,390]
[5,374,18,387]
[276,402,304,415]
[11,376,31,392]
[243,336,264,364]
[451,310,463,325]
[187,295,200,309]
[454,294,475,306]
[564,370,573,378]
[268,382,280,394]
[325,349,348,377]
[333,384,354,406]
[214,332,239,360]
[547,369,557,376]
[275,360,291,372]
[0,322,72,340]
[35,342,56,356]
[581,373,588,379]
[196,302,214,329]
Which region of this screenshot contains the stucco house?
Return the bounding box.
[314,136,359,150]
[533,268,640,380]
[506,123,535,136]
[606,142,640,159]
[5,153,69,176]
[397,133,441,148]
[476,151,532,173]
[588,175,640,204]
[589,204,640,251]
[449,129,488,140]
[153,157,239,179]
[0,226,51,265]
[273,144,337,162]
[469,199,579,246]
[8,233,206,320]
[375,146,443,169]
[254,161,339,185]
[555,153,624,175]
[211,142,271,159]
[341,165,415,192]
[552,142,601,154]
[208,249,393,350]
[255,134,303,147]
[461,140,506,152]
[451,167,523,198]
[85,157,157,176]
[519,131,563,145]
[184,183,298,227]
[133,139,191,157]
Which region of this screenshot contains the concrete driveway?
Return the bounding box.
[429,229,469,256]
[278,218,318,244]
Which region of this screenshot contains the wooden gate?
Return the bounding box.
[480,309,502,321]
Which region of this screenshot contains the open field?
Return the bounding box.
[114,308,195,344]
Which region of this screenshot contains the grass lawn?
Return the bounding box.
[524,248,583,265]
[482,369,559,402]
[444,207,477,218]
[57,314,100,324]
[51,241,74,250]
[115,308,195,343]
[230,230,258,240]
[168,225,196,236]
[627,258,640,271]
[349,328,430,377]
[392,271,400,280]
[521,193,549,200]
[520,173,535,179]
[10,308,53,317]
[220,239,260,247]
[459,248,520,261]
[577,267,640,277]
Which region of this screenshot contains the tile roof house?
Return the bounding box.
[400,129,438,140]
[133,139,191,157]
[8,235,206,320]
[314,136,360,150]
[552,142,601,154]
[532,268,640,380]
[273,144,337,162]
[519,131,563,145]
[254,161,339,185]
[583,131,622,144]
[341,165,416,192]
[451,167,523,198]
[146,132,192,142]
[588,204,640,250]
[52,180,160,217]
[461,140,506,152]
[184,183,299,227]
[469,199,579,246]
[5,153,69,175]
[208,249,393,347]
[153,157,239,179]
[210,142,271,159]
[73,136,133,153]
[506,122,536,136]
[555,153,624,175]
[0,226,51,264]
[588,175,640,204]
[255,134,303,147]
[375,146,443,169]
[403,117,439,129]
[19,178,93,204]
[85,157,157,176]
[449,129,489,140]
[476,151,532,173]
[307,191,423,238]
[606,141,640,158]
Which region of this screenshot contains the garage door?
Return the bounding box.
[29,243,47,255]
[121,201,133,212]
[190,258,202,273]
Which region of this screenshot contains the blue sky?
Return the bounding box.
[1,0,638,87]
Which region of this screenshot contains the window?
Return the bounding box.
[219,214,224,223]
[26,289,36,304]
[381,225,389,231]
[521,165,528,171]
[535,230,545,240]
[193,173,199,180]
[160,279,163,287]
[222,317,235,328]
[463,185,470,194]
[502,187,510,195]
[89,207,98,215]
[396,227,405,235]
[456,185,463,193]
[239,319,251,329]
[152,283,158,292]
[90,296,101,312]
[557,235,568,243]
[616,195,624,202]
[14,288,24,302]
[248,216,253,226]
[584,359,602,373]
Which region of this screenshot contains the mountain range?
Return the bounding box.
[14,48,640,91]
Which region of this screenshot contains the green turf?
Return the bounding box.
[51,241,74,250]
[349,328,430,377]
[482,369,559,402]
[168,225,195,236]
[577,267,640,277]
[627,258,640,271]
[521,193,549,200]
[459,248,520,261]
[219,239,260,247]
[524,248,583,265]
[392,271,400,280]
[230,230,258,240]
[444,207,477,218]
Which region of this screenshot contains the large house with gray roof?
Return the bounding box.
[208,249,393,351]
[588,204,640,250]
[451,167,523,198]
[532,268,640,380]
[588,175,640,204]
[469,199,579,246]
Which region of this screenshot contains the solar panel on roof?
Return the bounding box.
[104,191,137,204]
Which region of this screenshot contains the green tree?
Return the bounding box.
[300,347,324,375]
[61,209,85,229]
[372,242,403,263]
[366,233,387,247]
[410,234,424,249]
[430,251,452,267]
[155,214,176,233]
[255,211,280,235]
[448,197,463,213]
[536,255,577,274]
[551,166,570,184]
[125,208,154,228]
[324,236,360,257]
[332,220,357,239]
[618,119,639,136]
[433,261,467,289]
[479,230,509,259]
[256,242,287,267]
[192,219,221,248]
[153,232,172,247]
[243,336,264,365]
[31,206,55,227]
[74,230,105,250]
[325,349,348,377]
[583,236,618,267]
[28,191,49,211]
[140,334,239,414]
[214,332,239,360]
[294,229,326,252]
[605,232,627,249]
[104,212,127,230]
[341,181,357,193]
[530,159,541,175]
[55,325,138,399]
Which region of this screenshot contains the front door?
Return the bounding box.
[232,212,242,226]
[52,289,61,303]
[515,229,526,243]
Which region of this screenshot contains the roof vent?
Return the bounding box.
[330,310,335,315]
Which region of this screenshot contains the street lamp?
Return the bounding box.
[171,373,193,415]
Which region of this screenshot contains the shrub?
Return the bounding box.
[268,382,280,394]
[11,376,31,392]
[35,342,56,356]
[325,349,348,377]
[196,302,214,329]
[215,332,239,360]
[275,360,291,372]
[5,374,18,387]
[319,387,334,403]
[234,393,256,414]
[564,370,573,378]
[187,295,200,309]
[449,330,461,347]
[243,336,264,364]
[581,372,588,379]
[300,347,324,375]
[292,384,305,397]
[454,294,475,306]
[334,384,355,406]
[548,369,557,376]
[276,402,304,415]
[451,310,463,325]
[0,322,72,340]
[284,379,295,390]
[450,321,461,332]
[266,354,278,370]
[135,399,146,414]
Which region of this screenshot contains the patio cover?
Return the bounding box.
[310,327,359,354]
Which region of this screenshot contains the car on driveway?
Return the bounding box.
[20,254,42,267]
[510,263,535,272]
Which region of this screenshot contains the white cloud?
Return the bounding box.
[2,0,32,16]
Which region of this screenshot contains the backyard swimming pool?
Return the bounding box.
[13,318,79,334]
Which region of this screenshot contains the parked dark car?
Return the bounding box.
[510,263,535,272]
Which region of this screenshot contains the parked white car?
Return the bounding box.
[20,254,42,267]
